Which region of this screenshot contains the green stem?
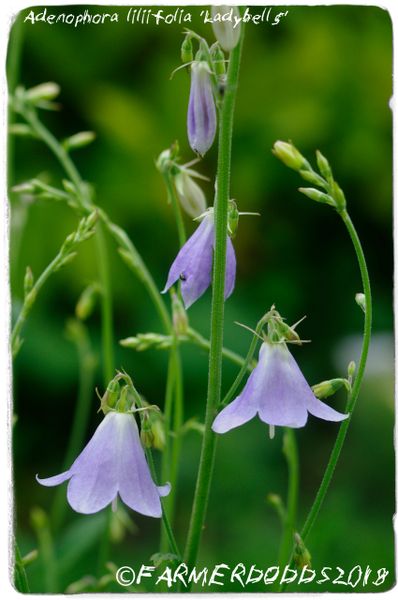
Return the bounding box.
[20,106,90,211]
[11,253,63,356]
[280,208,372,591]
[17,106,114,383]
[14,543,30,593]
[100,211,172,333]
[188,327,250,371]
[278,428,299,568]
[51,322,96,530]
[181,30,244,589]
[301,209,372,540]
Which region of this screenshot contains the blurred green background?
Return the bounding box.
[8,4,394,593]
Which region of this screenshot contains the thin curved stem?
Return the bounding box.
[280,208,372,591]
[181,28,244,591]
[301,209,372,541]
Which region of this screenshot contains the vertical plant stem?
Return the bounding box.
[279,208,372,591]
[181,30,244,589]
[278,428,299,568]
[14,543,30,593]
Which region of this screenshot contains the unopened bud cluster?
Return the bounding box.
[272,141,347,212]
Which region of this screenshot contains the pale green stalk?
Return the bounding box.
[279,207,372,591]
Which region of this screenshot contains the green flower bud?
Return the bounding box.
[25,82,60,103]
[316,150,333,180]
[9,123,36,137]
[181,35,193,64]
[227,199,239,237]
[355,292,366,313]
[299,169,326,188]
[211,43,226,78]
[75,283,99,321]
[312,378,349,399]
[298,187,334,207]
[100,378,120,413]
[272,318,301,344]
[120,332,171,351]
[272,141,309,171]
[331,180,346,211]
[20,550,38,567]
[140,417,155,448]
[116,385,132,413]
[151,417,166,451]
[171,289,189,335]
[63,131,96,152]
[348,361,356,379]
[24,266,34,297]
[211,5,241,52]
[30,506,48,530]
[293,533,312,569]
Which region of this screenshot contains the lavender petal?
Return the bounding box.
[163,214,215,308]
[117,415,169,518]
[224,236,236,299]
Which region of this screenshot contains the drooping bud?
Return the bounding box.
[272,141,310,171]
[293,533,312,569]
[187,61,217,156]
[174,169,207,218]
[181,35,193,64]
[355,292,366,313]
[171,288,189,335]
[211,5,241,52]
[312,378,349,399]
